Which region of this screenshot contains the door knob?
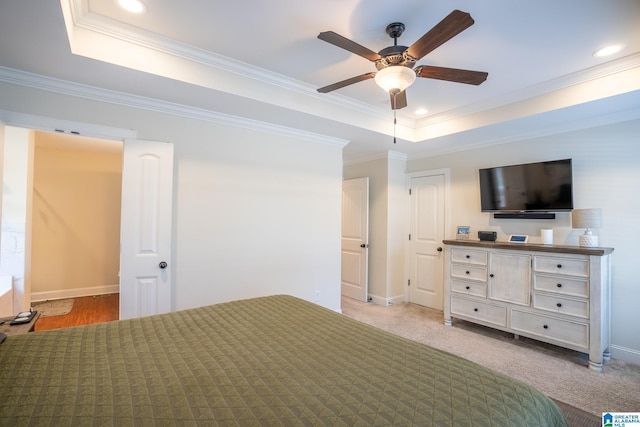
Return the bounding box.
[437,247,443,252]
[159,261,168,269]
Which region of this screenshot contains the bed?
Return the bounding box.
[0,295,567,426]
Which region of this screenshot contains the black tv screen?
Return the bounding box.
[479,159,573,212]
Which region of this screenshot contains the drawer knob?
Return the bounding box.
[465,286,470,290]
[543,324,549,329]
[466,255,470,259]
[556,283,563,288]
[466,271,470,275]
[489,273,494,278]
[557,264,562,268]
[474,308,479,312]
[556,303,562,308]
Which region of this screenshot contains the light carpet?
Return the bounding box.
[32,298,75,317]
[341,296,640,417]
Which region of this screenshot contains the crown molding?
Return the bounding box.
[67,1,640,139]
[51,1,640,148]
[66,1,397,124]
[417,52,640,129]
[407,97,640,162]
[0,66,349,148]
[388,150,408,161]
[343,149,407,166]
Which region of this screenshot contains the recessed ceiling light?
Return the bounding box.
[118,0,146,14]
[593,44,624,58]
[415,108,428,116]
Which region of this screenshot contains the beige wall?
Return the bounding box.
[386,154,408,301]
[31,132,122,297]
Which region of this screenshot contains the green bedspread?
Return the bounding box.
[0,295,567,426]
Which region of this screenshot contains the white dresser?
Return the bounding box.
[443,240,613,372]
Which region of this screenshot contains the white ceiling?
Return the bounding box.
[1,0,639,162]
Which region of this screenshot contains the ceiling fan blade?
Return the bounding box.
[406,10,474,61]
[317,72,376,93]
[318,31,381,62]
[415,65,488,85]
[390,90,408,110]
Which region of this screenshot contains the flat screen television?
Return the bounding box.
[479,159,573,212]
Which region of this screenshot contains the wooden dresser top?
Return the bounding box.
[443,239,614,256]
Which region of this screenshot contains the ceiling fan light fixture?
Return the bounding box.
[375,66,416,93]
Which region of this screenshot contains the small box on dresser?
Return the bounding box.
[442,239,613,372]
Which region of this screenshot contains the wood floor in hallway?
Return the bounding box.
[34,293,119,332]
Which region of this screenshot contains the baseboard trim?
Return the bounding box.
[367,294,389,306]
[31,285,119,303]
[367,294,405,306]
[387,294,406,305]
[610,344,640,366]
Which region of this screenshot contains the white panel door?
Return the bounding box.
[120,139,174,319]
[341,177,369,301]
[408,174,445,309]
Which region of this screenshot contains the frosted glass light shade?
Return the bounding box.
[375,66,416,93]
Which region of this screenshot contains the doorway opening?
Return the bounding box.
[2,111,174,321]
[1,126,122,325]
[31,129,123,303]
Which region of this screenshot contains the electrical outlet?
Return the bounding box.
[314,290,320,302]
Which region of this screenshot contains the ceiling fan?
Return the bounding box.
[317,10,488,110]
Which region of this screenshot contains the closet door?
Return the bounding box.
[408,174,445,310]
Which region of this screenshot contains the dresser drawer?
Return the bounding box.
[534,256,589,277]
[533,293,589,319]
[534,274,589,298]
[451,264,487,282]
[451,248,487,265]
[451,296,506,327]
[451,279,487,297]
[511,309,588,350]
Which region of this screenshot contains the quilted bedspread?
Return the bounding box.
[0,295,567,426]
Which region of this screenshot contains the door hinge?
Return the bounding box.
[409,188,412,195]
[408,279,411,286]
[408,234,411,241]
